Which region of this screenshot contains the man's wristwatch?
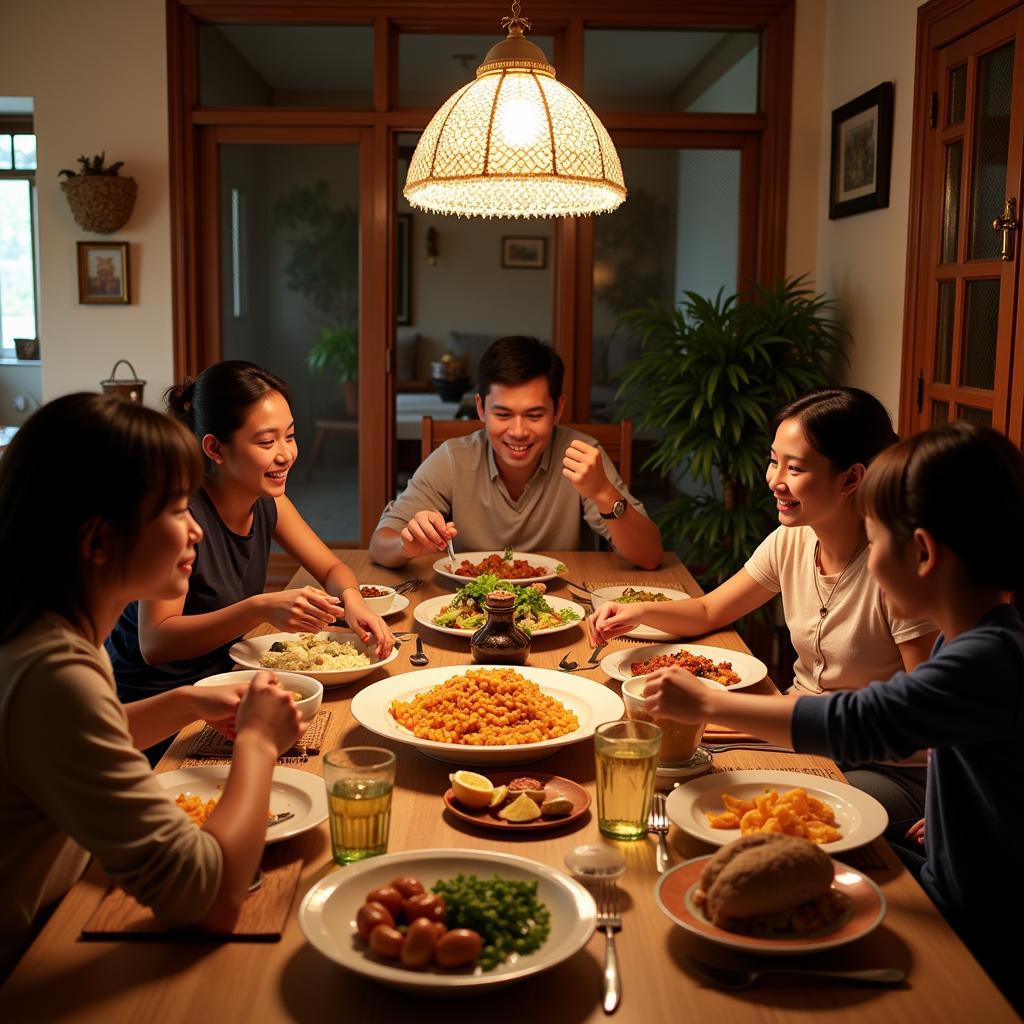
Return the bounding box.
[599,496,628,520]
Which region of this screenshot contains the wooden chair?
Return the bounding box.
[420,417,633,487]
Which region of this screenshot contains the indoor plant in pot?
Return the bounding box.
[615,276,849,590]
[305,325,359,415]
[58,152,137,233]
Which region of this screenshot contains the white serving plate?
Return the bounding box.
[655,854,887,956]
[156,765,327,844]
[589,584,691,640]
[600,642,767,692]
[299,848,596,993]
[413,593,586,638]
[350,664,624,765]
[665,769,889,855]
[229,630,399,687]
[433,551,565,587]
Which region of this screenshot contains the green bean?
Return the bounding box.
[431,873,550,971]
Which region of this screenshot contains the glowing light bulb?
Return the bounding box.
[496,93,545,148]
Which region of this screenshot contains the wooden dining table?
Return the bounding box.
[1,551,1016,1022]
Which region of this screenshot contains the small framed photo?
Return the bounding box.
[829,82,894,220]
[77,241,130,304]
[501,236,547,269]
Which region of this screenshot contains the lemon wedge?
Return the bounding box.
[449,770,494,809]
[489,785,509,808]
[497,792,542,822]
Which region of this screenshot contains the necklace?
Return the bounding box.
[812,540,866,619]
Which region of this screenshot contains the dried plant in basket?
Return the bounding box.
[58,152,137,234]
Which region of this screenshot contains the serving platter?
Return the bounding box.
[433,551,565,586]
[665,769,889,855]
[350,665,624,765]
[413,593,586,638]
[155,765,327,844]
[589,584,691,640]
[600,642,767,692]
[299,848,596,992]
[229,630,399,687]
[655,854,887,955]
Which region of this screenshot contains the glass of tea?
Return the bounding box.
[323,747,396,864]
[593,720,662,840]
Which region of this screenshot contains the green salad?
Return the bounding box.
[432,573,581,634]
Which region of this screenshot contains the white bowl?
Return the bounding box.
[299,848,596,993]
[589,584,691,640]
[357,584,396,614]
[351,665,625,765]
[194,669,323,720]
[229,630,400,687]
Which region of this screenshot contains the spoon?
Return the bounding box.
[409,636,429,667]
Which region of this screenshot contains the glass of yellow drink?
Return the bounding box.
[323,747,396,864]
[594,720,662,840]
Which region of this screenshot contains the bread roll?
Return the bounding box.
[702,834,834,923]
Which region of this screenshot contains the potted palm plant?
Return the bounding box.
[616,276,848,588]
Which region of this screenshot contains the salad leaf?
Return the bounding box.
[503,546,514,560]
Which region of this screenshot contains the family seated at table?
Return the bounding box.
[0,339,1022,1013]
[368,335,663,570]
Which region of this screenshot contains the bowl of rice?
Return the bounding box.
[229,630,399,687]
[194,669,324,720]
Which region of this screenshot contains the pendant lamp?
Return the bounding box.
[403,1,627,219]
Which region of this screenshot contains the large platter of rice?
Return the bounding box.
[229,630,399,687]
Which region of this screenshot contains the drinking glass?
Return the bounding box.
[323,747,396,864]
[594,720,662,840]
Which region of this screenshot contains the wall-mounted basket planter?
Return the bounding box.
[61,175,138,234]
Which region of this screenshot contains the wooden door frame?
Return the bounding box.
[901,0,1024,436]
[167,0,795,536]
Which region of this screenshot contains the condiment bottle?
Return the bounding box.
[470,589,530,665]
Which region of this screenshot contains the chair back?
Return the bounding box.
[420,417,632,487]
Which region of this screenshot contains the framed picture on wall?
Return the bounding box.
[396,214,411,325]
[829,82,894,219]
[501,236,547,269]
[77,241,130,304]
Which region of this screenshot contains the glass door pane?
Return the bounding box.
[392,131,554,491]
[219,143,361,542]
[591,147,741,423]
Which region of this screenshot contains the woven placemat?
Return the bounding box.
[82,842,302,942]
[180,708,332,767]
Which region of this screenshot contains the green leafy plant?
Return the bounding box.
[58,152,125,178]
[306,325,359,383]
[616,276,848,587]
[273,181,359,382]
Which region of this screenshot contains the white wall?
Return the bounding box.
[786,0,926,418]
[2,0,173,406]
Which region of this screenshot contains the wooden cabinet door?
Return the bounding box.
[907,8,1024,435]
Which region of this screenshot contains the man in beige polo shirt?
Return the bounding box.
[369,337,663,569]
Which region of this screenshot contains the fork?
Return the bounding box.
[596,879,622,1014]
[267,811,295,827]
[683,957,905,991]
[394,578,422,596]
[648,792,670,873]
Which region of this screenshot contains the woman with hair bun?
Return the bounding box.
[588,387,938,843]
[107,361,392,751]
